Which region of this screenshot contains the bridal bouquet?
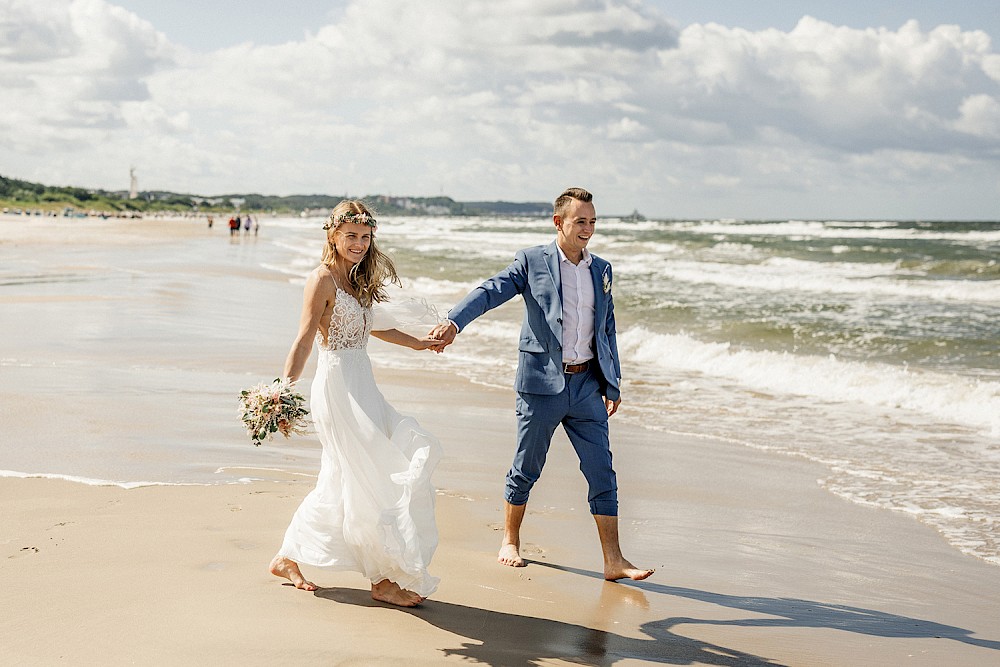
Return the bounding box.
[238,378,310,446]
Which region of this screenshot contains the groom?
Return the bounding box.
[431,187,653,581]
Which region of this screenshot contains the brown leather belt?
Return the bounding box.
[563,361,590,374]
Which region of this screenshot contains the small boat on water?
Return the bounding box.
[621,209,646,222]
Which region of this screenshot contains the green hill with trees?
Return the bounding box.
[0,174,550,218]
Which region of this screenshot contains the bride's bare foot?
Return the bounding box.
[268,555,318,591]
[497,541,525,567]
[604,558,654,582]
[371,579,423,607]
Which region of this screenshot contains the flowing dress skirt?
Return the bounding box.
[278,348,441,596]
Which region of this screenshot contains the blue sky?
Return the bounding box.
[2,0,998,219]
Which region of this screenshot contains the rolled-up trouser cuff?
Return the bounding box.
[504,487,530,506]
[589,499,618,516]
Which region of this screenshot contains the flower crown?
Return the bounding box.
[322,211,378,231]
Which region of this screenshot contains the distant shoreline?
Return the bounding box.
[1,172,553,218]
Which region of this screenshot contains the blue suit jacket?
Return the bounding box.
[448,241,622,401]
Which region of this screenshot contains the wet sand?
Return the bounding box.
[2,214,1000,665]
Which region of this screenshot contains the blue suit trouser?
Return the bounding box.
[507,367,619,516]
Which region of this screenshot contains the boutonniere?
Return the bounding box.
[602,268,612,294]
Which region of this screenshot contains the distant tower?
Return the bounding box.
[129,167,138,200]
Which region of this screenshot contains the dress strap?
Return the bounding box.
[327,266,361,304]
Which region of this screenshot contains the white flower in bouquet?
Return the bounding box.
[238,378,310,446]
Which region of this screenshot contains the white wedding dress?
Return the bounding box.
[277,285,441,597]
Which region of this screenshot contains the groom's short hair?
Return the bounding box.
[554,187,593,219]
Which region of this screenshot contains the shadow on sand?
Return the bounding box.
[314,561,999,666]
[316,584,779,666]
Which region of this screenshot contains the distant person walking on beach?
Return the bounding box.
[228,215,239,237]
[243,215,252,235]
[430,187,653,582]
[268,199,445,607]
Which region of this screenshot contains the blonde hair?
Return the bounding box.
[321,200,400,307]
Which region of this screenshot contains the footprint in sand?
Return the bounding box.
[520,544,545,558]
[8,546,39,559]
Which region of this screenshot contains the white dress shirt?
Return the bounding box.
[557,245,595,364]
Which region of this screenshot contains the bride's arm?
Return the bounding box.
[283,270,331,382]
[371,328,442,351]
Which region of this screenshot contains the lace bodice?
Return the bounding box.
[317,285,372,351]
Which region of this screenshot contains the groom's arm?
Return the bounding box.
[605,302,622,415]
[607,290,622,384]
[605,304,622,416]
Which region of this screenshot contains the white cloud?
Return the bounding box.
[0,0,175,149]
[0,0,997,218]
[648,17,1000,154]
[953,94,1000,138]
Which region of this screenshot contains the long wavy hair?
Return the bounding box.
[321,199,400,307]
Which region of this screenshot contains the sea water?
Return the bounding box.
[265,215,1000,566]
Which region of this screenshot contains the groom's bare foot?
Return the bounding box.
[268,555,317,591]
[371,579,423,607]
[604,558,654,582]
[498,541,525,567]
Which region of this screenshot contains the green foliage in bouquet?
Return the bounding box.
[238,378,310,446]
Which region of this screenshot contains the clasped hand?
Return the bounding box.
[423,321,457,353]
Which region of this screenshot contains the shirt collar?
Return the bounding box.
[556,244,593,267]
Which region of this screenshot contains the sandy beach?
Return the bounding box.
[2,214,1000,666]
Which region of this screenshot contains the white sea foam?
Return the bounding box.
[459,319,521,340]
[0,469,207,489]
[642,256,1000,304]
[214,466,317,479]
[617,327,1000,437]
[402,231,545,259]
[674,220,1000,244]
[396,276,480,298]
[603,219,667,232]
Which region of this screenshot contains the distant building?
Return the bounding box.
[129,167,138,200]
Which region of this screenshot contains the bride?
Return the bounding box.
[268,199,444,607]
